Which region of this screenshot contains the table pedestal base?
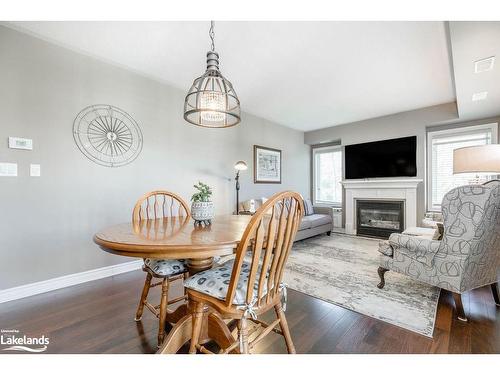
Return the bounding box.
[157,256,237,354]
[158,308,236,354]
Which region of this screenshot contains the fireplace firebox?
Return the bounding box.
[356,200,404,239]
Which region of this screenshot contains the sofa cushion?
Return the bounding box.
[299,216,313,230]
[308,214,332,227]
[299,214,332,231]
[303,199,314,216]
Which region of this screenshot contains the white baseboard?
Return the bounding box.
[0,260,143,304]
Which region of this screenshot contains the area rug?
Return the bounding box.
[284,233,440,337]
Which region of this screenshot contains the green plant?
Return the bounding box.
[191,181,213,202]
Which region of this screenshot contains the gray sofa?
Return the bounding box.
[239,198,333,241]
[295,205,333,241]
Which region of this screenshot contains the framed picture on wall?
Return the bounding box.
[254,145,282,184]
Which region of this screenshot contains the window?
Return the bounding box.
[313,145,343,206]
[427,123,498,211]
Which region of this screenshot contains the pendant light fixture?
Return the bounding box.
[184,21,241,128]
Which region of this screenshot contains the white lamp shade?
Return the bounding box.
[453,144,500,174]
[234,161,248,171]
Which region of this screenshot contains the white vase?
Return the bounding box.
[191,201,215,221]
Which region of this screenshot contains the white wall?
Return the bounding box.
[0,26,310,289]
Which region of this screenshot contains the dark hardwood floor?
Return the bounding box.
[1,270,499,354]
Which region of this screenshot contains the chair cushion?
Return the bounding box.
[303,199,314,216]
[144,258,187,277]
[184,259,268,305]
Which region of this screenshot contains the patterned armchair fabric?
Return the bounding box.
[379,183,500,293]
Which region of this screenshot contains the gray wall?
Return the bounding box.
[0,26,309,289]
[304,103,460,223]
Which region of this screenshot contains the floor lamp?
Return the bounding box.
[453,144,500,184]
[234,161,248,214]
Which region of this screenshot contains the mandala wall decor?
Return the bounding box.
[73,104,143,167]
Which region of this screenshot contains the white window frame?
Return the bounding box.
[426,123,498,212]
[312,145,343,207]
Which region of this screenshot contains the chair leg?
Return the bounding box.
[189,302,204,354]
[238,317,250,354]
[326,231,331,236]
[275,304,296,354]
[452,292,468,322]
[491,282,500,306]
[157,278,169,347]
[135,272,152,321]
[377,267,389,289]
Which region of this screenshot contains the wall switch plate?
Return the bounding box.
[30,164,41,177]
[8,137,33,150]
[0,162,18,177]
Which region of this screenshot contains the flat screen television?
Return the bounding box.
[345,136,417,179]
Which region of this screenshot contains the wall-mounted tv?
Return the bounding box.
[345,136,417,179]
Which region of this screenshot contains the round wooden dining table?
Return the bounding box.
[94,214,252,354]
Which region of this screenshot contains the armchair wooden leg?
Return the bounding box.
[491,282,500,306]
[275,304,296,354]
[326,231,331,236]
[135,273,152,321]
[157,278,169,347]
[189,302,204,354]
[377,267,389,289]
[452,292,468,322]
[238,317,250,354]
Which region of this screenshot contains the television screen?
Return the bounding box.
[345,136,417,179]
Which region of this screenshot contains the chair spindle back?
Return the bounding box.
[225,191,304,308]
[132,191,190,222]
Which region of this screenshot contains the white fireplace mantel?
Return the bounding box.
[340,178,423,235]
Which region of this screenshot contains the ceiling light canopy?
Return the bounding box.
[184,21,241,128]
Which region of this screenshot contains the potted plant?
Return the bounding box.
[190,181,215,224]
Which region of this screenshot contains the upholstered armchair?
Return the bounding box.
[377,182,500,321]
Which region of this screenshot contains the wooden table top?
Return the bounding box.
[94,214,252,259]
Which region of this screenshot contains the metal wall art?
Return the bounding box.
[73,104,143,167]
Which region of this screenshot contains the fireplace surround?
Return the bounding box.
[341,179,422,236]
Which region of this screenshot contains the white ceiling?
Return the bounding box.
[7,21,456,131]
[449,22,500,122]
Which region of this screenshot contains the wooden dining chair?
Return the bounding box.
[184,191,304,354]
[132,190,190,347]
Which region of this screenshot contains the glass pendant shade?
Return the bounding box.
[184,51,241,128]
[184,21,241,129]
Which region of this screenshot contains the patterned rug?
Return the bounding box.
[284,233,440,337]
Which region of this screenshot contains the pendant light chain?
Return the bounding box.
[209,21,216,52]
